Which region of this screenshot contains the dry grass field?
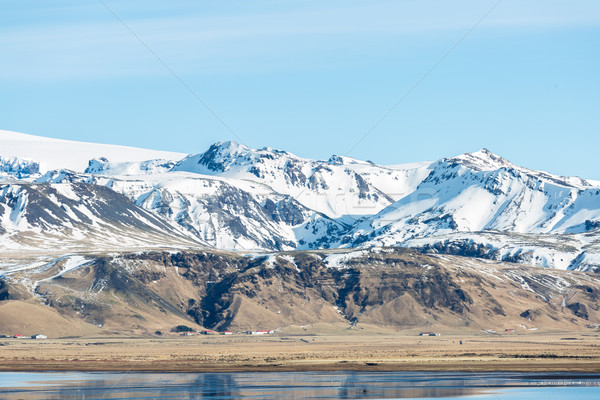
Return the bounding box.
[1,325,599,373]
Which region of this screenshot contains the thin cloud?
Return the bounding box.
[1,0,599,80]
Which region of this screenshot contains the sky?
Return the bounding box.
[1,0,599,178]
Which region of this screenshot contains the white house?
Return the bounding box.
[31,334,47,339]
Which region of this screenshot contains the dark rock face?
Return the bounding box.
[520,309,534,319]
[575,285,600,303]
[566,302,589,320]
[195,143,229,172]
[0,157,40,178]
[262,198,306,226]
[283,159,307,186]
[585,220,600,231]
[419,240,497,259]
[0,279,10,301]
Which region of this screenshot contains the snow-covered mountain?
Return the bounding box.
[172,141,430,219]
[1,130,599,270]
[342,149,600,269]
[0,181,200,252]
[350,149,600,238]
[37,169,346,251]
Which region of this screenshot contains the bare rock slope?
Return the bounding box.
[1,248,599,335]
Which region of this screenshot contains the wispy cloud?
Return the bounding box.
[1,0,599,80]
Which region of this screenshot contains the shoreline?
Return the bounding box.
[2,360,600,373]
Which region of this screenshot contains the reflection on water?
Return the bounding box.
[1,371,599,399]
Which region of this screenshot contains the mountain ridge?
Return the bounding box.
[1,130,599,270]
[1,247,599,334]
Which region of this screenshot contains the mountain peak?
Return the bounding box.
[207,141,295,158]
[327,154,363,166]
[210,140,251,154]
[449,148,513,171]
[185,140,251,171]
[260,146,290,155]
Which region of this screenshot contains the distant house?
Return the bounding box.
[419,332,440,336]
[180,332,194,336]
[222,331,233,335]
[14,334,27,339]
[200,330,216,335]
[504,329,516,333]
[31,334,47,339]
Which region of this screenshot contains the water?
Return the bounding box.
[0,371,599,399]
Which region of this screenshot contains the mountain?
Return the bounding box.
[342,149,600,270]
[0,181,200,252]
[1,130,600,270]
[35,166,347,251]
[29,139,429,251]
[172,141,430,219]
[0,129,185,173]
[1,247,598,334]
[2,131,600,336]
[357,149,600,236]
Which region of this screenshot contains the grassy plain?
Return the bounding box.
[1,326,599,373]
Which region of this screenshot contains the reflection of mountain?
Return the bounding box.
[194,373,241,399]
[46,373,241,400]
[336,371,484,399]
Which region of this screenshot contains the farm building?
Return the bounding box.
[419,332,440,336]
[251,330,274,335]
[31,334,47,339]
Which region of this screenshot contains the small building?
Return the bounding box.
[252,330,273,335]
[419,332,440,336]
[14,334,27,339]
[200,330,216,335]
[180,332,194,336]
[31,334,47,340]
[504,329,516,333]
[222,331,233,335]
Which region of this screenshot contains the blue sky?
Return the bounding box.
[1,1,599,178]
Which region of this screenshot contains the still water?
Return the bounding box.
[1,371,599,399]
